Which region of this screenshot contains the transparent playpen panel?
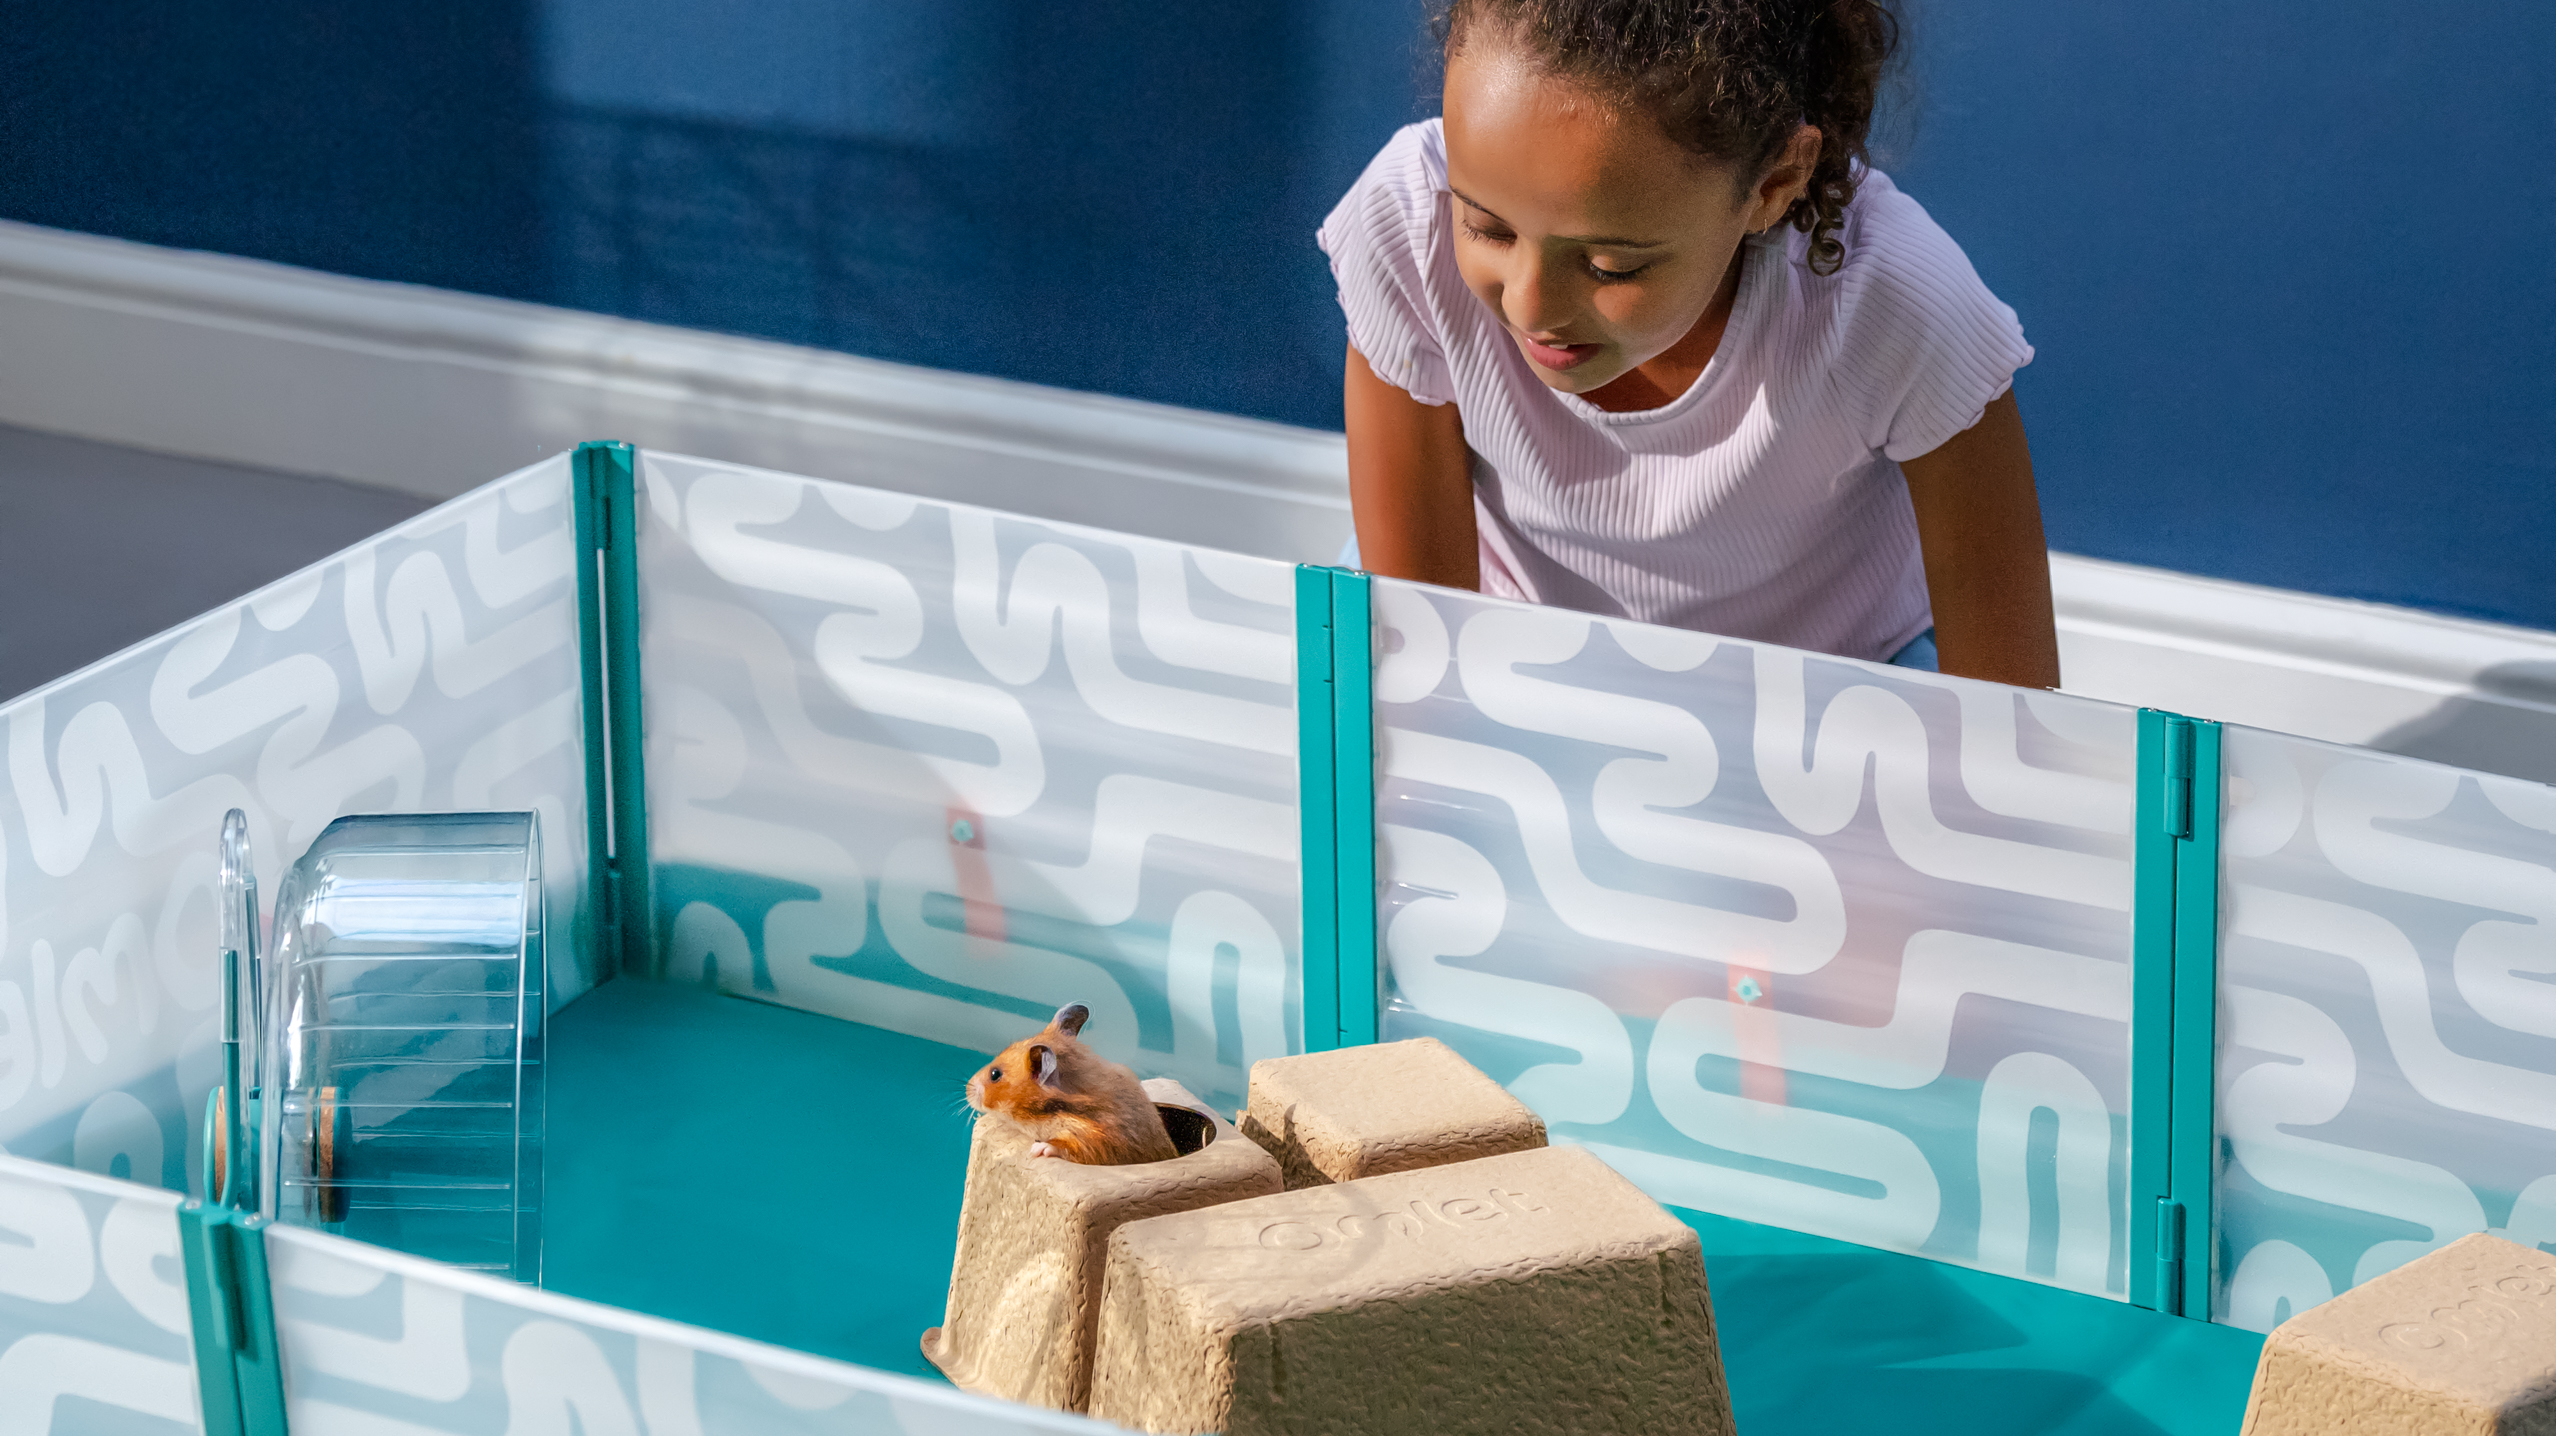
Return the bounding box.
[265,1223,1114,1434]
[0,1157,201,1433]
[1371,581,2140,1295]
[2212,726,2556,1332]
[0,456,591,1194]
[634,452,1301,1114]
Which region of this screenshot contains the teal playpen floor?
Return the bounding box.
[547,979,2264,1434]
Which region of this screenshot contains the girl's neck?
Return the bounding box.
[1576,241,1749,414]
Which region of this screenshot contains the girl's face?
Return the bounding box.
[1442,41,1810,396]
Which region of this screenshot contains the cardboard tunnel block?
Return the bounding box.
[2240,1232,2556,1435]
[924,1078,1283,1413]
[1085,1144,1734,1436]
[1239,1037,1546,1190]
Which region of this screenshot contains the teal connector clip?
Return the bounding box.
[1295,567,1341,1052]
[2154,1199,2186,1317]
[2129,710,2222,1319]
[180,1202,290,1436]
[1329,568,1378,1049]
[1293,565,1380,1053]
[574,441,653,983]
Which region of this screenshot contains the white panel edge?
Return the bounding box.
[262,1223,1117,1430]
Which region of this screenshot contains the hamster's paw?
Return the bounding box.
[1029,1141,1056,1159]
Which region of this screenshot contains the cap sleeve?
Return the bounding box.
[1316,124,1457,407]
[1829,174,2034,462]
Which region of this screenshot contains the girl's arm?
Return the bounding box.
[1344,344,1478,589]
[1898,389,2063,688]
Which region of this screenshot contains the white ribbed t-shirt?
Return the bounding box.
[1318,119,2033,662]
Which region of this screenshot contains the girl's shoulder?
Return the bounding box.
[1795,169,2033,460]
[1319,119,1448,260]
[1809,169,1977,296]
[1317,120,1467,404]
[1372,116,1449,189]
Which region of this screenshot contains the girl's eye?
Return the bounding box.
[1457,206,1644,281]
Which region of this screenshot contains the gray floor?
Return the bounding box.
[0,423,429,701]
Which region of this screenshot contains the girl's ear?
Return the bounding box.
[1030,1045,1061,1088]
[1750,124,1824,232]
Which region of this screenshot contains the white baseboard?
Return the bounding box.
[0,218,1354,563]
[2051,556,2556,781]
[4,219,2549,782]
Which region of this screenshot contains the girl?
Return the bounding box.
[1321,0,2059,686]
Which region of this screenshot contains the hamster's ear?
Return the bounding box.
[1051,1003,1091,1037]
[1030,1044,1061,1088]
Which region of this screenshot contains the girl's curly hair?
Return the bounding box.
[1437,0,1900,275]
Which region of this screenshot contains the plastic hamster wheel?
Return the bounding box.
[256,811,548,1283]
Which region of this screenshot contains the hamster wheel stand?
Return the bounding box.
[202,810,263,1209]
[203,810,548,1283]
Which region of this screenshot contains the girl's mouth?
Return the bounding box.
[1520,334,1603,371]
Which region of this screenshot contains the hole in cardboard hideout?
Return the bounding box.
[1158,1104,1215,1157]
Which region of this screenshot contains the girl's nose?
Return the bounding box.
[1502,255,1574,338]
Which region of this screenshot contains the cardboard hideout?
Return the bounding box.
[924,1078,1282,1411]
[2239,1231,2556,1435]
[1237,1037,1549,1189]
[928,1041,1734,1433]
[1085,1144,1737,1436]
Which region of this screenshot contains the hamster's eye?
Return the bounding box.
[987,1067,1001,1081]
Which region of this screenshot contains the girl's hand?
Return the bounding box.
[1344,344,1478,589]
[1899,389,2064,688]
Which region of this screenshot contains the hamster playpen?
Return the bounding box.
[1,441,2548,1435]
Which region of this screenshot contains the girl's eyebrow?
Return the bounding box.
[1448,187,1666,248]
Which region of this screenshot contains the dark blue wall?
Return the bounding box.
[3,2,2547,626]
[1888,0,2555,627]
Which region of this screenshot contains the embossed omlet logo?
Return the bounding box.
[2377,1263,2556,1354]
[1255,1186,1549,1252]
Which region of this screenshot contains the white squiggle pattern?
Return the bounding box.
[0,455,589,1182]
[649,681,1033,1059]
[2219,985,2486,1288]
[10,697,258,878]
[1753,647,2129,909]
[267,1223,1109,1435]
[950,509,1291,756]
[1387,729,1845,974]
[1376,581,2139,1297]
[1977,1051,2114,1293]
[1380,823,1632,1124]
[637,454,1300,1115]
[655,593,1044,817]
[2214,727,2556,1329]
[0,1155,198,1434]
[1656,930,2126,1090]
[2314,759,2556,1041]
[879,839,1149,1050]
[1131,541,1293,683]
[1443,608,1848,973]
[151,610,425,855]
[343,546,573,715]
[1958,685,2135,830]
